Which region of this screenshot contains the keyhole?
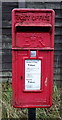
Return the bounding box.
[20,76,22,80]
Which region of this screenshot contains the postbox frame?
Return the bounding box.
[12,9,55,108]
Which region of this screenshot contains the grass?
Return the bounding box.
[36,83,62,120]
[1,81,62,120]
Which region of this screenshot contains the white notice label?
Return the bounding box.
[25,60,41,90]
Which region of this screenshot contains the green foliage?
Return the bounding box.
[1,82,62,120]
[36,82,62,120]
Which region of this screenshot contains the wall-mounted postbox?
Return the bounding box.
[12,9,55,108]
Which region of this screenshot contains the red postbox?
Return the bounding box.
[12,9,55,108]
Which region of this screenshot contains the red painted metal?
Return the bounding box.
[12,9,55,108]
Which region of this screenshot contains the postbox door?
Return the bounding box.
[12,50,53,108]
